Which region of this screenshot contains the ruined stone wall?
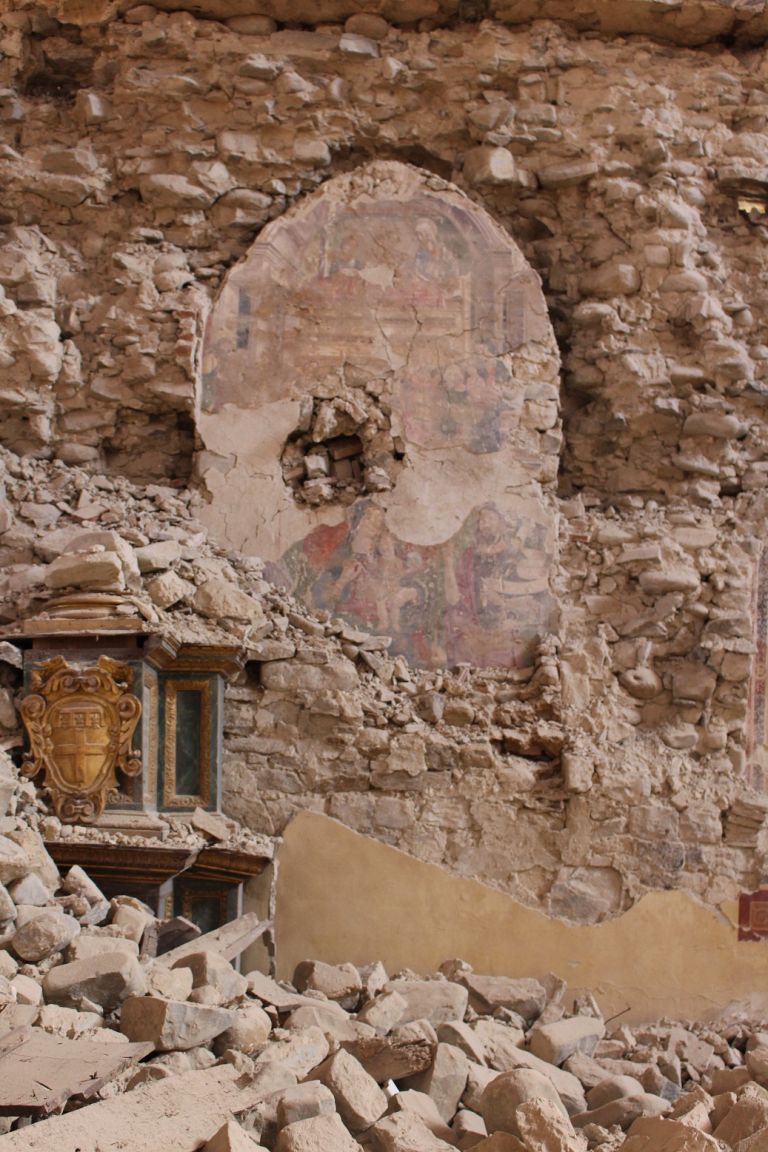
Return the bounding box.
[2,1,768,923]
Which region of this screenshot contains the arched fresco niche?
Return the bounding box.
[197,162,561,669]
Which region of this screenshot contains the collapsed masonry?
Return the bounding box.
[1,754,768,1151]
[3,0,768,931]
[1,443,766,924]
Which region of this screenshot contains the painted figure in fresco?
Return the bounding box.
[326,504,417,634]
[273,503,421,642]
[443,503,553,667]
[269,498,554,670]
[399,359,515,455]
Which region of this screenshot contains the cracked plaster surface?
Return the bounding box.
[199,161,561,668]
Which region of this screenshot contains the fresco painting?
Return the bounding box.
[199,162,561,669]
[267,500,556,668]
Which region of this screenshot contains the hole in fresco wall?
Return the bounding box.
[280,386,402,506]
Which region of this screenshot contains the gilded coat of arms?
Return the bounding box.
[20,655,142,824]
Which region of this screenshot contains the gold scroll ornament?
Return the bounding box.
[20,655,142,824]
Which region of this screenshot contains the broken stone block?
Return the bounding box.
[712,1083,768,1147]
[357,989,409,1032]
[0,836,32,884]
[462,976,547,1023]
[147,570,195,609]
[477,1037,586,1114]
[11,908,80,961]
[0,882,16,923]
[204,1120,268,1152]
[344,1019,438,1080]
[214,1003,272,1054]
[293,959,362,1010]
[463,1063,500,1112]
[253,1025,329,1078]
[528,1016,606,1066]
[191,807,231,841]
[746,1046,768,1085]
[471,1020,526,1067]
[276,1082,336,1128]
[66,934,139,962]
[385,979,469,1026]
[621,1116,720,1152]
[61,865,108,907]
[586,1075,645,1110]
[403,1042,469,1121]
[10,973,41,1005]
[463,147,521,186]
[481,1069,570,1137]
[173,949,248,1004]
[284,1002,360,1042]
[309,1047,388,1131]
[135,539,182,572]
[438,1022,487,1065]
[514,1099,587,1152]
[120,995,235,1051]
[194,578,265,625]
[44,550,125,590]
[42,950,147,1012]
[146,961,195,1001]
[563,1052,614,1088]
[389,1090,455,1142]
[0,951,17,979]
[371,1111,456,1152]
[572,1094,670,1131]
[462,1136,525,1152]
[276,1114,361,1152]
[110,902,150,944]
[8,873,52,906]
[452,1108,488,1150]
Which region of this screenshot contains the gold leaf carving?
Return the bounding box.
[20,656,142,824]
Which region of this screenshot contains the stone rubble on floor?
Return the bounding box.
[0,753,764,1151]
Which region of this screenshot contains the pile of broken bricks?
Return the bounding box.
[0,831,767,1152]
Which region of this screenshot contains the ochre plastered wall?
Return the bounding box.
[275,811,768,1023]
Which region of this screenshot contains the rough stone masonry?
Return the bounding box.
[2,0,768,927]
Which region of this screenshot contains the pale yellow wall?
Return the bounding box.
[275,811,768,1024]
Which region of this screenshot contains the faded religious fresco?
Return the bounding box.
[201,191,541,418]
[266,500,554,668]
[198,162,562,669]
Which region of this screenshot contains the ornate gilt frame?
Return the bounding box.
[162,678,211,808]
[20,655,142,824]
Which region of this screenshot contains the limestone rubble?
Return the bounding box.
[0,747,766,1149]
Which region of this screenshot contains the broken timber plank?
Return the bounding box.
[0,1027,154,1116]
[154,915,200,958]
[245,970,320,1013]
[157,912,272,966]
[0,1065,267,1152]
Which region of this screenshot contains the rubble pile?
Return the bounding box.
[1,443,767,923]
[0,760,767,1152]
